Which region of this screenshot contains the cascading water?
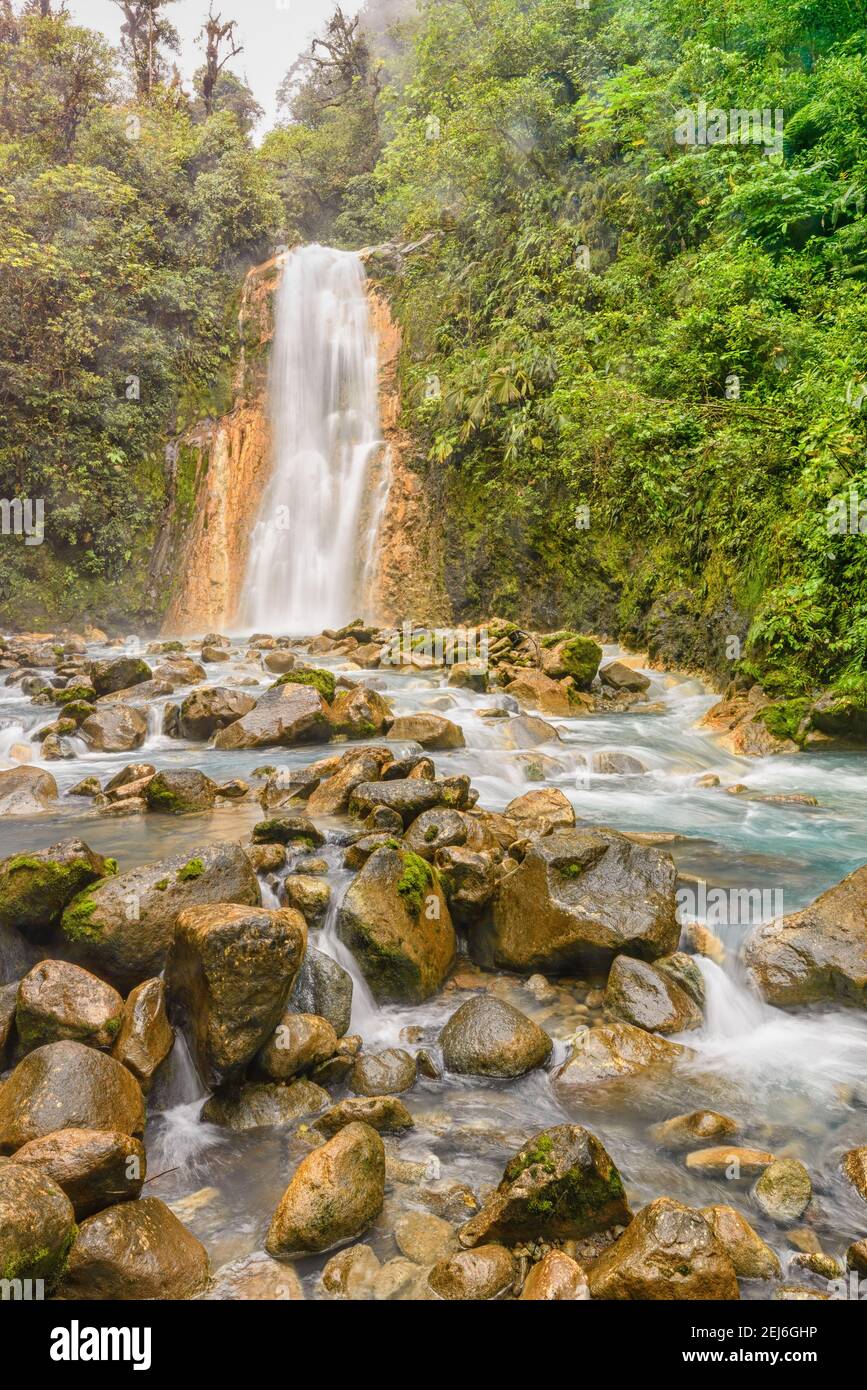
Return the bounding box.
[240,244,388,634]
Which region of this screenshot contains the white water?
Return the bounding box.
[240,244,388,634]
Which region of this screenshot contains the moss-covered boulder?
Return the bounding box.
[145,768,219,814]
[86,655,152,697]
[328,686,393,738]
[166,902,306,1087]
[12,1128,145,1220]
[61,1197,209,1300]
[336,846,456,1003]
[60,841,260,990]
[540,633,602,689]
[251,812,324,848]
[0,838,110,938]
[473,828,680,975]
[0,1161,76,1289]
[459,1125,630,1247]
[745,864,867,1008]
[0,1040,145,1151]
[16,960,123,1052]
[440,996,552,1078]
[271,666,337,702]
[587,1197,739,1300]
[265,1121,385,1258]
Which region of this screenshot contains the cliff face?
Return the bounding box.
[365,282,451,627]
[154,256,280,636]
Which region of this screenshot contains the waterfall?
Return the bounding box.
[240,243,387,634]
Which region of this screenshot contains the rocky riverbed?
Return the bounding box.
[0,620,866,1301]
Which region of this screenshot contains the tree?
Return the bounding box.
[111,0,179,97]
[198,5,242,117]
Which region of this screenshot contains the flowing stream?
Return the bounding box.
[2,638,867,1295]
[240,244,387,634]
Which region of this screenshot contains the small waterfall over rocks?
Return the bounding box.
[240,244,388,634]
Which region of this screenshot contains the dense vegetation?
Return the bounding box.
[5,0,867,708]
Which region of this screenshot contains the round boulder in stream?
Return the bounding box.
[604,955,703,1034]
[0,837,110,938]
[176,686,256,740]
[61,1196,209,1300]
[337,846,456,1004]
[0,1040,145,1151]
[459,1124,631,1247]
[266,1120,385,1258]
[439,996,552,1078]
[166,902,306,1088]
[15,959,124,1052]
[60,841,260,990]
[145,768,219,814]
[472,828,680,975]
[350,1047,417,1095]
[12,1127,146,1219]
[0,1161,76,1288]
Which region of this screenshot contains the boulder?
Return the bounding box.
[605,955,702,1034]
[350,1047,416,1095]
[97,678,173,705]
[348,779,448,826]
[395,1210,458,1265]
[404,807,469,861]
[588,1198,739,1300]
[321,1243,381,1299]
[266,1121,385,1258]
[439,996,552,1078]
[282,874,331,928]
[212,682,332,750]
[0,838,109,937]
[700,1204,781,1280]
[87,656,151,696]
[201,1079,328,1131]
[649,1111,740,1152]
[328,686,393,737]
[0,1041,145,1151]
[503,787,576,829]
[336,847,455,1003]
[0,1161,76,1288]
[306,752,384,816]
[313,1095,414,1138]
[459,1125,630,1247]
[447,662,488,692]
[744,865,867,1008]
[504,670,575,716]
[152,657,207,686]
[686,1147,775,1178]
[61,1197,209,1300]
[599,661,651,693]
[12,1128,145,1219]
[263,650,297,674]
[434,846,496,924]
[520,1249,589,1300]
[752,1159,813,1223]
[251,813,324,847]
[111,978,173,1091]
[841,1147,867,1203]
[60,841,260,990]
[176,687,256,740]
[500,714,562,748]
[166,902,306,1087]
[288,946,352,1037]
[473,828,679,974]
[554,1022,686,1101]
[428,1244,515,1300]
[203,1251,304,1300]
[0,765,58,815]
[16,959,123,1052]
[145,768,219,815]
[79,704,148,752]
[257,1012,337,1081]
[539,634,601,688]
[592,750,647,775]
[387,713,465,749]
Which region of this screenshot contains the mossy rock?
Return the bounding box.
[0,839,110,939]
[756,698,811,746]
[273,668,336,704]
[558,635,602,689]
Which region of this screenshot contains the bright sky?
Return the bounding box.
[67,0,364,137]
